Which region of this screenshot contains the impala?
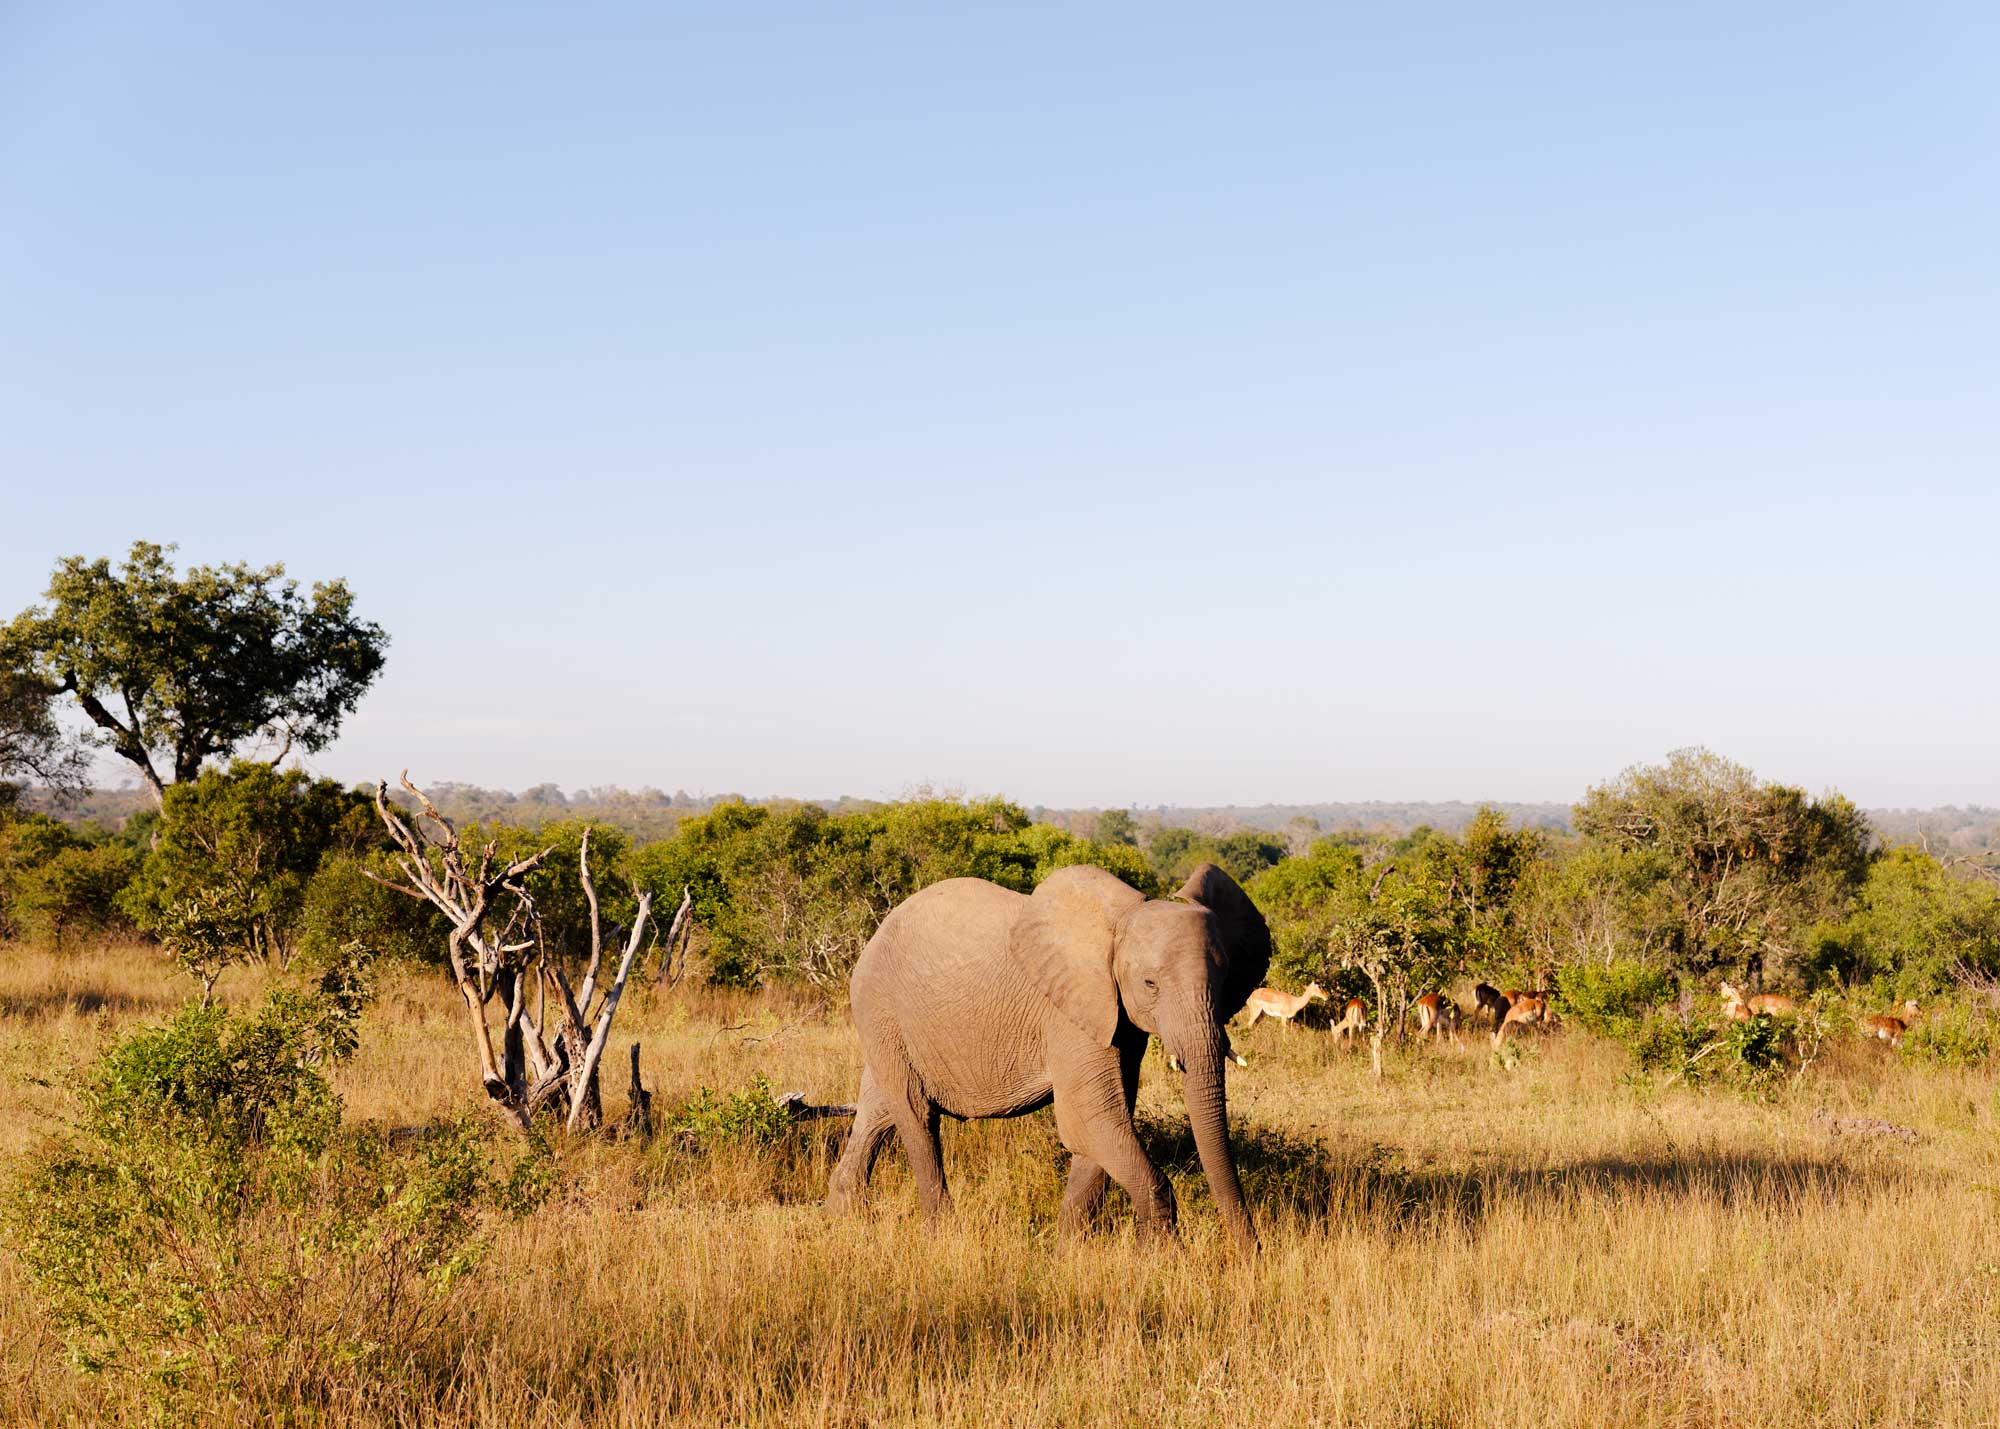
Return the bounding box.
[1473,982,1510,1030]
[1492,994,1545,1048]
[1862,1001,1921,1048]
[1720,981,1795,1018]
[1414,992,1461,1043]
[1240,981,1328,1031]
[1333,998,1366,1046]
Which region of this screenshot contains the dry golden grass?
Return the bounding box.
[4,942,2000,1427]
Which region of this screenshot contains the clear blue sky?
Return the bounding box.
[4,2,1996,809]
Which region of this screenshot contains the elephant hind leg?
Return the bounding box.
[827,1069,895,1214]
[889,1093,951,1219]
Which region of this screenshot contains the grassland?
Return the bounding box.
[2,942,1997,1427]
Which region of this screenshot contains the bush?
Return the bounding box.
[1555,960,1677,1043]
[664,1075,798,1148]
[1720,1012,1786,1081]
[299,852,451,965]
[1630,1011,1719,1083]
[1900,1003,1997,1068]
[1810,848,2000,996]
[11,841,139,948]
[5,987,541,1420]
[1627,1007,1784,1089]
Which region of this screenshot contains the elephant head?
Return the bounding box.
[1008,861,1271,1249]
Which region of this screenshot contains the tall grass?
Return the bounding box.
[3,941,1997,1426]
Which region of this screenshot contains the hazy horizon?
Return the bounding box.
[6,4,1996,809]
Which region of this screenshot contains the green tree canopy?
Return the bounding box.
[1,542,387,801]
[122,761,378,966]
[0,666,88,796]
[1571,747,1872,982]
[1146,826,1287,886]
[1808,846,2000,996]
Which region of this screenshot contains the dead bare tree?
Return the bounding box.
[651,886,695,987]
[366,773,654,1135]
[534,825,655,1132]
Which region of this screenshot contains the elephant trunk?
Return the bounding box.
[1173,1020,1259,1254]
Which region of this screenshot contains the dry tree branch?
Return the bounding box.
[566,891,653,1133]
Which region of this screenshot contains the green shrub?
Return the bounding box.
[299,852,451,965]
[1555,960,1677,1042]
[5,987,541,1419]
[1627,1008,1784,1088]
[664,1075,798,1147]
[1900,1003,1997,1068]
[12,841,140,948]
[0,811,140,947]
[1721,1011,1786,1081]
[1630,1011,1719,1083]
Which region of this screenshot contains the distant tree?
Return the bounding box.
[0,542,387,802]
[1412,807,1543,969]
[1146,826,1207,882]
[1325,860,1461,1078]
[1093,808,1139,847]
[1515,839,1650,972]
[1210,831,1288,885]
[1005,824,1160,898]
[625,795,1156,989]
[299,853,453,967]
[1146,826,1286,886]
[1247,836,1367,989]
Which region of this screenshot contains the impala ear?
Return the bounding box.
[1008,866,1145,1047]
[1175,862,1271,1021]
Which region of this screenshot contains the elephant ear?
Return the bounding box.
[1008,865,1144,1047]
[1175,862,1272,1021]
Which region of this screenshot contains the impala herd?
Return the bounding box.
[1224,978,1926,1055]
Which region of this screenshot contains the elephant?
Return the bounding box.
[825,861,1271,1250]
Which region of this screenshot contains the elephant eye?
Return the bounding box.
[1143,978,1157,992]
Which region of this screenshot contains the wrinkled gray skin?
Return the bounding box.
[826,862,1271,1251]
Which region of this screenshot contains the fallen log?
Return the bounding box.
[775,1091,857,1120]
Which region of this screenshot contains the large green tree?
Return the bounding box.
[1571,747,1872,983]
[1,542,387,802]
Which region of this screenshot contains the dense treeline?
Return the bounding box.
[5,749,1998,1035]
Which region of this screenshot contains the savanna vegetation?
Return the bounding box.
[4,546,2000,1426]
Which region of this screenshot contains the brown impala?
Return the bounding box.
[1861,1001,1921,1048]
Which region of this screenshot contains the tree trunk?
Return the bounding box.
[498,969,529,1107]
[1366,970,1387,1080]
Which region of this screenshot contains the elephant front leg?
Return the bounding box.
[1052,1044,1176,1244]
[1059,1155,1111,1233]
